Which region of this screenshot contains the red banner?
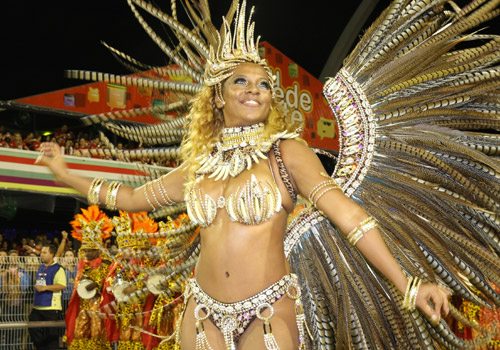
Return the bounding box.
[15,43,339,151]
[261,42,339,151]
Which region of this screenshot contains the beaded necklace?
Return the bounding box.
[196,122,298,181]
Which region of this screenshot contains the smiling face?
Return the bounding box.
[217,62,272,128]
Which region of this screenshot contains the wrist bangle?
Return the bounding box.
[402,276,422,311]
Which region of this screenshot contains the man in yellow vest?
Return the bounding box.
[29,243,67,350]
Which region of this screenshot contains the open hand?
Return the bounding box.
[35,142,69,182]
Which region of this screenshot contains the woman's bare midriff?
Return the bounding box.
[191,159,293,302]
[194,209,290,302]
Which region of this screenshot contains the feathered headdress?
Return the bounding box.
[70,205,113,249]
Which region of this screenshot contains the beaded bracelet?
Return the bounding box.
[155,177,175,206]
[148,182,163,209]
[308,173,342,208]
[143,184,157,212]
[402,276,422,311]
[88,178,105,205]
[105,181,122,211]
[346,216,378,245]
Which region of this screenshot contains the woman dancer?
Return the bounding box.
[37,25,449,350]
[36,0,500,348]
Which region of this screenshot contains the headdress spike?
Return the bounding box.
[203,0,274,86]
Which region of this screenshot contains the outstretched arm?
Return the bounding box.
[280,139,450,323]
[36,142,186,212]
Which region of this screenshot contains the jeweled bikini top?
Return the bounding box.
[186,123,294,227]
[185,173,282,227]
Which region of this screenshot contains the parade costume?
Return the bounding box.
[64,205,112,350]
[142,215,190,350]
[102,211,157,350]
[62,0,500,349]
[175,273,307,350]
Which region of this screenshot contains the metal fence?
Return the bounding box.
[0,255,79,350]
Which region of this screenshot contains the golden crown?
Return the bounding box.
[113,211,156,249]
[203,0,274,87]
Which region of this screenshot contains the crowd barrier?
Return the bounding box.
[0,255,79,350]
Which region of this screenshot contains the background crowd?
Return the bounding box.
[0,124,133,160]
[0,230,121,350]
[0,124,177,167]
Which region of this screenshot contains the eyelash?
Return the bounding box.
[234,78,270,90]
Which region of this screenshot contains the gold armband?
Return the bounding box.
[346,216,378,245]
[88,178,105,205]
[402,276,422,311]
[308,172,342,208]
[105,181,122,211]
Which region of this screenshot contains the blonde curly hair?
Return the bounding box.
[180,85,301,189]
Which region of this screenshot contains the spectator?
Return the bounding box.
[56,137,65,148]
[0,249,7,272]
[28,243,66,350]
[25,240,43,256]
[31,134,42,151]
[8,249,18,257]
[63,140,74,155]
[1,240,9,251]
[2,132,12,147]
[23,132,36,150]
[0,249,9,322]
[61,249,77,307]
[55,125,68,140]
[12,132,25,149]
[75,138,90,158]
[2,250,31,320]
[28,238,36,248]
[18,238,29,256]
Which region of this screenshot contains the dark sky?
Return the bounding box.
[0,0,390,100]
[2,1,499,101]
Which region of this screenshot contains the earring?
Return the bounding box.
[215,83,225,107]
